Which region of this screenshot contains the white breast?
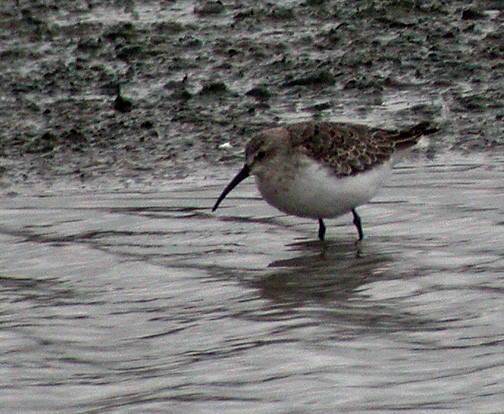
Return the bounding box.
[255,158,393,219]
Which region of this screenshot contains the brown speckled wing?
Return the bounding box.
[287,122,424,176]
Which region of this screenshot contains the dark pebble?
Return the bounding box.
[283,70,335,87]
[114,94,133,113]
[461,9,485,20]
[246,86,272,100]
[199,81,229,95]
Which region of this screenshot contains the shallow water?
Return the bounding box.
[0,152,503,413]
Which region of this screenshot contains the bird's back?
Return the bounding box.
[285,121,437,177]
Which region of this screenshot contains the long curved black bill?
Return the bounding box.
[212,165,250,211]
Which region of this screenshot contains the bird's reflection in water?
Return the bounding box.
[250,239,437,337]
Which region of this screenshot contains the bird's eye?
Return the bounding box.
[256,150,266,161]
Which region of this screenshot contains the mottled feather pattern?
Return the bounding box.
[216,120,438,240]
[285,121,435,177]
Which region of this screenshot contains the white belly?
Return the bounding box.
[255,159,393,219]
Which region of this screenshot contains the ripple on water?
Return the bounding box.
[0,153,503,413]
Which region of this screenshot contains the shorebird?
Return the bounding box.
[213,121,437,241]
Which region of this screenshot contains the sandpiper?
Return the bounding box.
[213,121,437,241]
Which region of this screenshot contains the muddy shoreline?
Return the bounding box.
[0,0,502,185]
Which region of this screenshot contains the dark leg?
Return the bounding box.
[352,209,364,241]
[318,218,326,241]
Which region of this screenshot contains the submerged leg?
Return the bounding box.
[318,218,326,241]
[352,209,364,241]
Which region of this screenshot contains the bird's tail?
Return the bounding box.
[393,121,439,149]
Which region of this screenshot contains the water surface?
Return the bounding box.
[1,153,503,413]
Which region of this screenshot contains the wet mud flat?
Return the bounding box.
[0,0,502,183]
